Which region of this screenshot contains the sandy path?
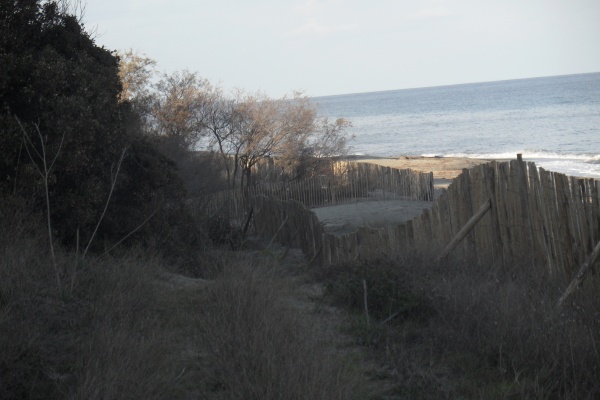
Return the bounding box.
[312,199,433,235]
[312,156,499,235]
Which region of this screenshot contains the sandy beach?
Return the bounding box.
[353,154,495,180]
[312,156,496,235]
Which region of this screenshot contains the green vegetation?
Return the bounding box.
[0,0,186,254]
[1,1,599,399]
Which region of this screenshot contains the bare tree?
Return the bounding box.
[118,64,353,189]
[117,49,157,103]
[151,70,212,156]
[293,116,353,178]
[201,85,238,186]
[227,91,296,188]
[268,92,319,179]
[202,90,352,187]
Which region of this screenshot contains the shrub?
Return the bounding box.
[322,258,431,322]
[0,1,187,253]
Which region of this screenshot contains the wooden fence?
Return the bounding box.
[251,159,600,280]
[204,161,434,220]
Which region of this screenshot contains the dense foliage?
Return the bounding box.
[0,0,184,249]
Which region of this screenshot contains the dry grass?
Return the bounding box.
[417,257,600,399]
[189,255,369,399]
[320,255,600,399]
[0,200,371,399]
[9,184,597,399]
[0,202,180,399]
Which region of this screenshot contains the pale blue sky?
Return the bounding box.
[85,0,600,97]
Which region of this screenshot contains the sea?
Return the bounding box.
[313,72,600,179]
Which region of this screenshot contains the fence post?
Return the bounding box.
[556,239,600,309]
[436,199,492,263]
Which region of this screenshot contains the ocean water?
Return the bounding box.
[313,73,600,179]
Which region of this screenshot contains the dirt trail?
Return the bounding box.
[267,244,400,399]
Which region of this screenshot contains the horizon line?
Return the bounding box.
[311,71,600,99]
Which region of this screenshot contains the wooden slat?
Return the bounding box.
[529,164,553,274]
[243,159,597,281]
[555,173,574,276]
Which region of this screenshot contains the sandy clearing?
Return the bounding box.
[311,156,502,235]
[312,198,433,235]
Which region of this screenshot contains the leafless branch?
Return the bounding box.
[83,146,129,258]
[16,117,64,289]
[101,208,158,257]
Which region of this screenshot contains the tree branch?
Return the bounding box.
[83,146,129,258]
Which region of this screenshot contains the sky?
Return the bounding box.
[84,0,600,98]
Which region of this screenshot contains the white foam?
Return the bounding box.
[419,151,600,178]
[426,151,599,161]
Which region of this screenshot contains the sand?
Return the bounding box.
[312,198,433,235]
[353,154,495,180]
[312,156,495,235]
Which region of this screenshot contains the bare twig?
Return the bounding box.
[13,138,24,195]
[278,228,300,262]
[381,311,401,326]
[70,228,80,293]
[266,215,289,249]
[17,118,64,289]
[101,208,158,257]
[83,146,129,258]
[363,279,370,328]
[242,208,254,236]
[307,243,323,267]
[55,0,87,24]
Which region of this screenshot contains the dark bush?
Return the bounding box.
[0,1,186,252]
[322,258,431,321]
[205,214,242,249]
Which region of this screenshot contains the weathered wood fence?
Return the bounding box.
[252,159,600,280]
[205,161,434,220]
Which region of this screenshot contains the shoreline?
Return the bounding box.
[342,154,600,181]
